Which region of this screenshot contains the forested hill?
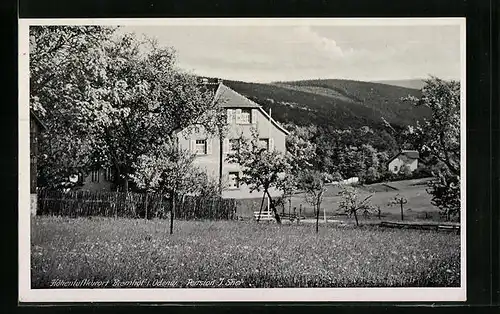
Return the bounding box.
[370,79,426,90]
[223,79,429,130]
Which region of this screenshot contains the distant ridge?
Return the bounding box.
[221,78,429,130]
[371,79,425,90]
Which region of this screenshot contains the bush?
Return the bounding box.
[427,173,460,221]
[411,166,432,179]
[398,165,413,177]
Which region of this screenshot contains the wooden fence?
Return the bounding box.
[379,221,460,233]
[37,189,236,220]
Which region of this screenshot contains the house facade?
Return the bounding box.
[176,80,289,199]
[387,150,419,174]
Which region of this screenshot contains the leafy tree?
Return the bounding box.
[30,26,116,188]
[31,27,217,191]
[298,170,330,233]
[277,173,297,217]
[338,185,376,226]
[364,166,381,184]
[285,126,317,174]
[131,142,210,233]
[88,33,215,192]
[275,123,318,214]
[226,128,292,224]
[195,94,230,195]
[404,77,461,218]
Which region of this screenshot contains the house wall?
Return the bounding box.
[388,155,418,173]
[31,194,37,216]
[81,169,115,191]
[30,116,39,216]
[30,116,39,194]
[177,108,287,199]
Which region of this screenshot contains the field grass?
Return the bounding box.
[31,216,460,288]
[286,178,444,222]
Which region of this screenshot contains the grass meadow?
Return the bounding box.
[31,216,460,288]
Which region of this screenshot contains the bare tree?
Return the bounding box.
[388,194,408,221]
[298,170,329,233]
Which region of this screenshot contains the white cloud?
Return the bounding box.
[292,26,345,59]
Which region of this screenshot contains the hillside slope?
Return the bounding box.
[371,79,426,90]
[223,79,429,129]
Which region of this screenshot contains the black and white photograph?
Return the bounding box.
[19,18,466,302]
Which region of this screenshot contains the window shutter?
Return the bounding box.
[235,109,242,124]
[251,109,258,124]
[223,138,230,154]
[206,139,212,155]
[190,139,196,153]
[269,138,274,151]
[227,109,233,124]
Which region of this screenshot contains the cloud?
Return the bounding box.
[292,26,345,59]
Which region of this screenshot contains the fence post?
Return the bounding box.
[114,192,118,219]
[211,197,215,220]
[233,198,237,220]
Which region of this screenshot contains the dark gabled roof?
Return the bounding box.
[214,84,261,108]
[212,83,290,135]
[30,109,47,131]
[387,150,420,164]
[400,150,419,159]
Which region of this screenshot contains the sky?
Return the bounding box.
[121,20,463,83]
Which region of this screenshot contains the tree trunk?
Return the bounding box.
[124,178,129,193]
[353,209,359,226]
[257,191,266,222]
[218,135,223,195]
[144,192,148,220]
[315,204,320,233]
[170,191,175,235]
[265,189,281,224]
[400,200,404,221]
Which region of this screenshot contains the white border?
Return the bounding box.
[18,18,466,303]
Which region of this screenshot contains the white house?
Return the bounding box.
[387,150,419,174]
[175,79,289,199]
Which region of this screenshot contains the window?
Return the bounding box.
[228,172,240,189]
[240,109,252,124]
[258,138,269,151]
[104,168,114,181]
[393,166,398,172]
[229,139,240,153]
[195,139,207,155]
[91,169,100,183]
